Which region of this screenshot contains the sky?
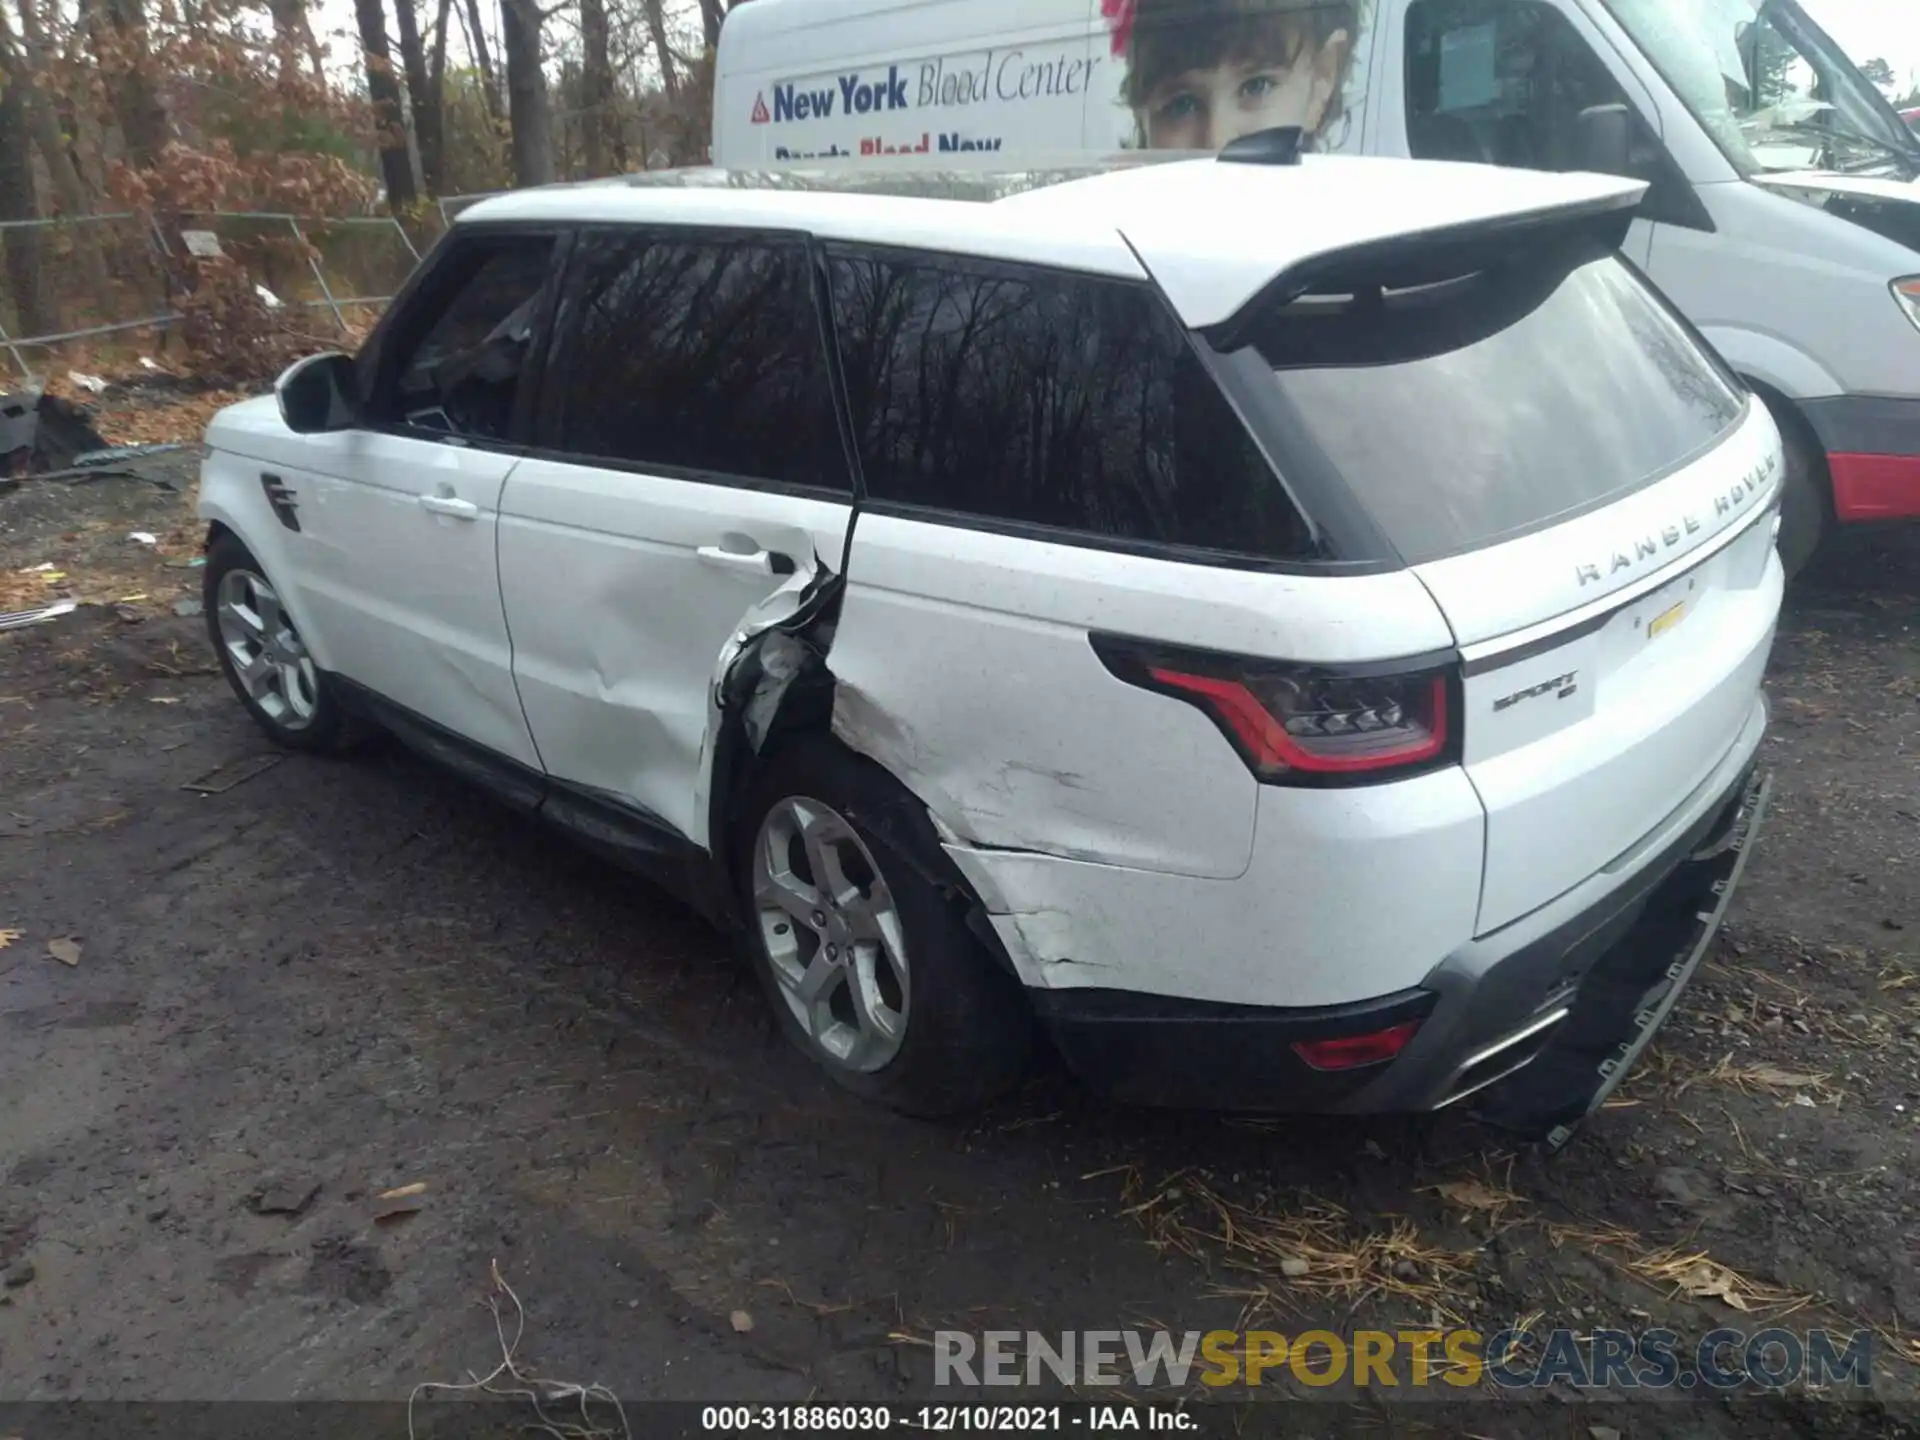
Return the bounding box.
[1801,0,1920,93]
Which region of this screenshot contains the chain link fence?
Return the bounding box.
[0,209,423,382]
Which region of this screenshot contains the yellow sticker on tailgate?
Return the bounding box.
[1648,601,1688,639]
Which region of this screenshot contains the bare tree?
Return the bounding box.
[9,0,110,302]
[500,0,552,187]
[457,0,501,122]
[0,10,54,337]
[392,0,443,193]
[578,0,621,175]
[424,0,454,187]
[353,0,420,207]
[90,0,169,168]
[266,0,326,88]
[640,0,678,101]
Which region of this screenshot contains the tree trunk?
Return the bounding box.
[698,0,723,50]
[500,0,552,187]
[641,0,679,102]
[14,0,97,219]
[7,0,110,307]
[265,0,325,90]
[392,0,442,194]
[353,0,419,209]
[422,0,452,190]
[91,0,168,168]
[0,21,55,339]
[459,0,501,123]
[579,0,617,175]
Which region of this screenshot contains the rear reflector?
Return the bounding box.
[1092,636,1460,786]
[1291,1020,1422,1071]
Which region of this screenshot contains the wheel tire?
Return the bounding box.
[1767,402,1830,581]
[734,735,1032,1116]
[203,532,356,752]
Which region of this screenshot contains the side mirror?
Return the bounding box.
[275,351,360,434]
[1576,102,1635,179]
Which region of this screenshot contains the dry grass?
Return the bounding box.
[1627,1246,1813,1317]
[1,566,66,612]
[1546,1223,1812,1318]
[1099,1167,1478,1321]
[1688,1052,1843,1105]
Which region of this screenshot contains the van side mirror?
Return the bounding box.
[1576,103,1635,179]
[275,352,361,434]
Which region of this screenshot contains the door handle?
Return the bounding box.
[419,492,479,521]
[697,544,794,577]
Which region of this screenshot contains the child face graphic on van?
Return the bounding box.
[1107,0,1355,151]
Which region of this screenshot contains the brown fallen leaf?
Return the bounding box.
[372,1192,425,1222]
[730,1310,754,1333]
[1432,1179,1517,1214]
[378,1182,428,1201]
[0,929,20,950]
[1675,1260,1751,1312]
[46,936,81,967]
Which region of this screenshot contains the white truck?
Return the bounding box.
[713,0,1920,575]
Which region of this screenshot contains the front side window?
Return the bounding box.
[539,230,847,491]
[826,247,1314,561]
[1405,0,1631,171]
[382,234,555,442]
[1604,0,1917,178]
[1213,244,1746,564]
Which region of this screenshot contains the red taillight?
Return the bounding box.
[1091,636,1457,785]
[1291,1020,1422,1071]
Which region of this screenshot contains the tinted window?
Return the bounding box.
[1405,0,1628,171]
[828,249,1313,560]
[542,231,847,490]
[1213,248,1745,564]
[385,235,555,442]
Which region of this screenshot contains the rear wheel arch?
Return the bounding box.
[705,628,1027,987]
[728,729,1033,1114]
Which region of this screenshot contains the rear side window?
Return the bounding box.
[1212,247,1745,564]
[539,230,848,491]
[826,248,1315,561]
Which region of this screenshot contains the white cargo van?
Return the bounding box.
[713,0,1920,575]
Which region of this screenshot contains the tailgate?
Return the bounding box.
[1416,407,1784,934]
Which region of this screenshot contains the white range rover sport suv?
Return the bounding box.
[198,134,1783,1141]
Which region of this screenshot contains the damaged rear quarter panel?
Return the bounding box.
[826,514,1453,881]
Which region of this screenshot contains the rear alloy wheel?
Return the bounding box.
[736,738,1031,1115]
[204,532,354,751]
[751,796,910,1075]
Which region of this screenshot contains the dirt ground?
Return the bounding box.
[2,428,1918,1434]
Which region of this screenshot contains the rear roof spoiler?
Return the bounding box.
[1200,191,1643,352]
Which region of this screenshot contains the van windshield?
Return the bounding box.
[1211,248,1746,566]
[1604,0,1919,179]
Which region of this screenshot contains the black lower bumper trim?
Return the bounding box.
[1027,762,1769,1123]
[1029,986,1436,1111]
[1475,770,1771,1146]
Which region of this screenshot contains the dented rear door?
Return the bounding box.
[497,227,856,844]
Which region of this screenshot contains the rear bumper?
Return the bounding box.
[1800,394,1920,521]
[1034,741,1769,1133]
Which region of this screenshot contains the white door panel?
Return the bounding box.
[267,429,538,769]
[827,513,1455,880]
[499,460,853,841]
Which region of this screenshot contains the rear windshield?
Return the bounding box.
[1210,247,1746,565]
